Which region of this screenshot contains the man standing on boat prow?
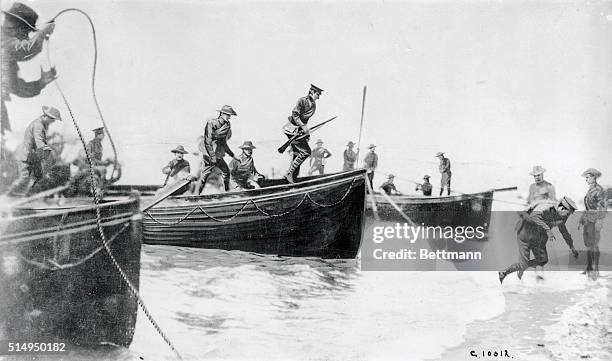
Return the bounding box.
[283,84,323,183]
[7,105,61,196]
[498,196,579,284]
[193,105,238,194]
[436,152,451,196]
[343,141,357,171]
[526,165,556,205]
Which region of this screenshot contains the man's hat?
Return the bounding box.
[423,174,430,180]
[238,140,256,149]
[559,196,577,212]
[310,84,323,94]
[529,165,546,176]
[171,145,188,154]
[42,106,61,120]
[435,151,444,157]
[581,168,602,179]
[92,126,105,134]
[387,174,395,179]
[346,141,354,146]
[368,144,376,149]
[217,105,237,116]
[2,2,38,31]
[315,139,323,145]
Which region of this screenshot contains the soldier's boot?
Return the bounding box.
[439,188,444,196]
[223,178,230,192]
[285,155,305,184]
[447,188,451,196]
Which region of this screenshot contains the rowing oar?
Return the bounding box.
[380,191,416,227]
[492,186,518,192]
[140,179,191,212]
[7,183,70,208]
[364,175,380,221]
[277,116,337,153]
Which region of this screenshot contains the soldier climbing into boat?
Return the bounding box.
[415,174,433,196]
[282,84,323,183]
[343,141,357,171]
[498,196,579,284]
[6,105,61,196]
[363,144,378,189]
[380,174,402,195]
[161,145,192,189]
[578,168,606,280]
[526,165,556,205]
[308,139,331,176]
[229,140,264,190]
[436,151,451,196]
[1,2,57,135]
[192,105,239,194]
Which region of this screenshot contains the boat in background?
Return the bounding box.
[107,169,367,258]
[0,196,142,347]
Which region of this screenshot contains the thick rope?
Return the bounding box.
[46,9,182,360]
[145,177,358,226]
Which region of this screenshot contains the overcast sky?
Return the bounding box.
[4,0,611,204]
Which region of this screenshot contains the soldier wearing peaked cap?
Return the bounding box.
[579,168,606,278]
[343,141,357,171]
[229,141,264,190]
[85,126,111,167]
[308,139,332,176]
[1,2,57,135]
[7,106,61,196]
[499,196,579,284]
[282,84,323,183]
[526,165,556,205]
[193,105,238,194]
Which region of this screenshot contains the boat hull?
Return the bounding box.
[114,170,366,258]
[0,198,142,348]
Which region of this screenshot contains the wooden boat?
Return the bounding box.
[107,169,367,258]
[0,196,142,347]
[368,190,495,229]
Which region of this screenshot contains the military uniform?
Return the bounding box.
[197,110,235,192]
[580,176,606,273]
[230,153,262,189]
[308,145,331,175]
[8,116,52,195]
[283,94,317,179]
[438,155,451,195]
[1,3,54,134]
[343,148,357,171]
[86,138,105,166]
[500,199,576,281]
[162,159,190,185]
[418,181,433,196]
[363,148,378,186]
[380,180,397,195]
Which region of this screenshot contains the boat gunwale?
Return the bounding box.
[1,198,139,222]
[371,190,495,205]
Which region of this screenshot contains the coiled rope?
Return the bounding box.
[145,177,359,226]
[45,9,182,360]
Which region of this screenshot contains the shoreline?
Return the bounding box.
[436,272,612,361]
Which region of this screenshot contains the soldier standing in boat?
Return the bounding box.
[1,2,57,135]
[526,165,556,204]
[436,152,451,196]
[308,139,331,175]
[7,106,61,196]
[86,127,112,167]
[363,144,378,188]
[193,105,238,194]
[283,84,323,183]
[415,174,433,196]
[161,145,191,187]
[578,168,606,279]
[342,141,357,171]
[498,196,579,284]
[229,140,264,190]
[380,174,401,195]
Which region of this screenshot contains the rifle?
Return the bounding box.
[277,116,337,154]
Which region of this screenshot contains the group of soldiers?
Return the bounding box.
[498,166,607,283]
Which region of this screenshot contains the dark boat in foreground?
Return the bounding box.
[107,169,367,258]
[0,196,142,347]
